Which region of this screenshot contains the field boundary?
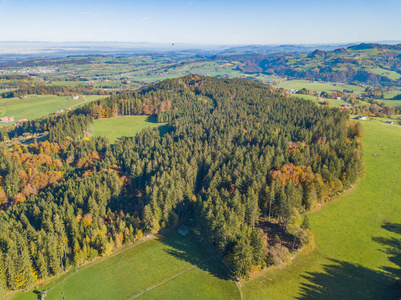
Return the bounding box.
[129,256,213,299]
[33,234,157,297]
[201,240,243,300]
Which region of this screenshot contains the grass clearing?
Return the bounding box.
[93,116,167,143]
[10,230,238,300]
[243,118,401,299]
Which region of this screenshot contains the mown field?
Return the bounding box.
[10,230,239,300]
[242,118,401,299]
[93,116,167,143]
[0,95,107,126]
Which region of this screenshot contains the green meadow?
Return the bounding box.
[93,116,167,143]
[374,91,401,108]
[0,95,107,126]
[10,231,239,300]
[274,79,365,94]
[243,118,401,299]
[47,81,90,86]
[291,94,346,107]
[366,67,401,80]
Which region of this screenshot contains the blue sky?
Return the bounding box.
[0,0,400,44]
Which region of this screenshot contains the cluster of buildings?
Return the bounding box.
[54,107,72,114]
[16,119,28,126]
[0,117,30,125]
[0,116,14,123]
[355,115,367,121]
[0,66,56,74]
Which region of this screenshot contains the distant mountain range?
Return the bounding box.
[214,43,401,86]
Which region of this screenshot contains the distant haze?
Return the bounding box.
[0,0,400,45]
[0,41,231,55]
[0,41,400,57]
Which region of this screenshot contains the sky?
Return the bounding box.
[0,0,400,45]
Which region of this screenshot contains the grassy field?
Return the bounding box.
[93,116,167,143]
[291,94,347,107]
[10,231,239,300]
[373,91,401,108]
[0,95,107,126]
[366,67,401,80]
[242,118,401,299]
[274,79,365,94]
[380,99,401,108]
[47,81,91,86]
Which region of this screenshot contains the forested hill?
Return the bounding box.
[0,76,364,293]
[218,43,401,86]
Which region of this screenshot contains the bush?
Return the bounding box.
[266,244,292,267]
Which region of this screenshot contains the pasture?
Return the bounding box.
[47,81,91,86]
[10,230,239,300]
[0,95,107,126]
[374,91,401,108]
[93,116,167,143]
[366,67,401,80]
[243,118,401,299]
[290,94,345,107]
[274,79,365,94]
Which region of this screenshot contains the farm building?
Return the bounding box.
[0,116,14,122]
[16,119,28,126]
[355,115,367,121]
[178,225,189,236]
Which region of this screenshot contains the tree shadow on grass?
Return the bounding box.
[159,229,231,281]
[372,223,401,284]
[297,259,398,300]
[298,222,401,299]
